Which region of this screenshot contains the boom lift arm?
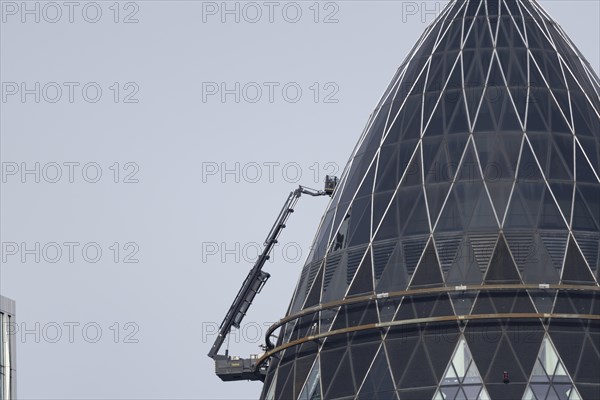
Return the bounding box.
[208,177,338,381]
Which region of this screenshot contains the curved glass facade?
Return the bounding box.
[260,0,600,399]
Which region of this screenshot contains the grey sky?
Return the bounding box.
[1,1,598,399]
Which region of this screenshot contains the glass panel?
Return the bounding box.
[484,234,521,283]
[409,240,443,287]
[298,357,321,400]
[265,369,278,400]
[477,386,490,400]
[562,237,595,283]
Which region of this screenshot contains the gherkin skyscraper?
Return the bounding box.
[258,1,600,399]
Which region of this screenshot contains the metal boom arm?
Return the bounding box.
[208,185,331,375]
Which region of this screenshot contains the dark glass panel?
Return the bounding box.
[446,238,483,285]
[372,240,397,282]
[346,249,374,296]
[434,234,463,276]
[422,326,460,379]
[349,342,380,390]
[539,187,567,230]
[356,348,396,400]
[435,189,465,232]
[274,362,294,400]
[323,350,355,400]
[574,337,600,384]
[484,234,522,283]
[548,183,573,225]
[376,242,409,293]
[409,240,443,287]
[572,188,598,231]
[304,266,324,309]
[294,354,318,400]
[398,341,438,389]
[397,388,436,400]
[347,197,372,247]
[322,252,347,303]
[384,336,420,384]
[561,236,596,284]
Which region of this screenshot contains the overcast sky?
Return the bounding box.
[1,0,598,399]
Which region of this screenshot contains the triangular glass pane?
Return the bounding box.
[454,180,485,228]
[549,183,574,225]
[446,237,484,285]
[444,364,458,380]
[552,384,573,400]
[440,338,480,385]
[469,186,500,230]
[572,187,598,231]
[484,234,521,283]
[297,357,321,400]
[356,347,396,399]
[347,248,374,296]
[346,247,367,285]
[403,237,429,277]
[572,232,599,275]
[375,187,410,242]
[539,186,568,230]
[422,136,444,179]
[504,186,535,229]
[568,386,582,400]
[321,252,349,304]
[322,350,355,399]
[402,189,430,236]
[265,369,278,400]
[539,232,568,273]
[530,359,551,383]
[304,263,324,309]
[561,236,596,284]
[523,387,535,400]
[435,189,465,232]
[477,386,491,400]
[446,133,470,169]
[464,361,483,384]
[528,133,550,176]
[539,338,560,378]
[434,234,463,276]
[347,198,373,247]
[523,235,560,284]
[349,341,380,391]
[554,363,569,381]
[398,340,438,389]
[550,96,572,134]
[433,390,445,400]
[509,85,528,123]
[376,242,409,293]
[526,94,551,133]
[519,140,544,181]
[473,131,496,169]
[548,140,573,181]
[469,234,498,274]
[552,133,575,179]
[448,91,473,134]
[531,384,550,400]
[439,385,460,400]
[463,385,483,399]
[409,239,443,287]
[528,289,556,314]
[274,362,294,400]
[487,181,517,223]
[504,232,534,272]
[428,183,454,229]
[372,241,397,282]
[473,94,496,132]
